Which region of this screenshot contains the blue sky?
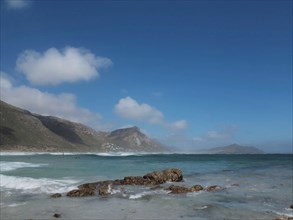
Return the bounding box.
[0,0,292,152]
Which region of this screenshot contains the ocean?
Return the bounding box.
[0,153,292,219]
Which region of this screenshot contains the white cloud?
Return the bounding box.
[167,120,187,131]
[193,126,239,144]
[114,96,187,131]
[0,72,13,89]
[16,47,112,85]
[0,73,101,125]
[114,96,164,124]
[205,131,231,139]
[6,0,30,9]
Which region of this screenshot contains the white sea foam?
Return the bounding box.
[0,151,243,156]
[0,151,166,156]
[129,191,150,199]
[107,185,122,195]
[83,152,182,156]
[129,189,168,200]
[0,202,27,208]
[7,202,26,207]
[186,190,204,197]
[93,152,144,156]
[0,174,79,194]
[0,161,47,172]
[1,152,41,156]
[274,210,293,217]
[194,205,209,210]
[0,152,81,156]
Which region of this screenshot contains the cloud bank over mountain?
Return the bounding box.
[0,72,101,125]
[114,96,187,131]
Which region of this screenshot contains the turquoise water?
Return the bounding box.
[1,153,292,219]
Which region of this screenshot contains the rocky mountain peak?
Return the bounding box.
[0,101,166,152]
[109,126,143,138]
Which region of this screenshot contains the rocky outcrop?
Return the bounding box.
[206,185,222,192]
[166,184,222,194]
[67,168,183,197]
[143,168,183,184]
[98,186,110,196]
[190,185,205,192]
[120,176,150,185]
[65,168,222,198]
[66,188,95,197]
[50,193,62,198]
[115,168,183,185]
[166,185,204,194]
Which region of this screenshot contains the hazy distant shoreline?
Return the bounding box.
[1,150,291,156]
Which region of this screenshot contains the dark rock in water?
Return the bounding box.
[143,168,183,184]
[207,185,222,192]
[66,168,183,197]
[50,193,62,198]
[98,186,109,196]
[53,213,61,218]
[290,204,293,209]
[65,168,225,198]
[64,168,204,198]
[190,185,204,192]
[64,168,225,198]
[120,168,182,185]
[166,184,204,194]
[78,180,121,190]
[120,176,150,185]
[166,185,190,194]
[275,216,293,220]
[67,188,95,197]
[78,182,97,190]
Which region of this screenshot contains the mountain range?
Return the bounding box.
[0,101,264,153]
[0,101,166,152]
[197,144,264,154]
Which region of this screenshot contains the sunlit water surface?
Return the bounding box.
[1,153,292,219]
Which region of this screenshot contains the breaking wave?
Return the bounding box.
[129,189,169,200]
[0,161,47,172]
[1,152,150,156]
[0,174,79,194]
[0,152,174,157]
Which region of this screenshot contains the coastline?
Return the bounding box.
[1,153,292,219]
[1,150,292,156]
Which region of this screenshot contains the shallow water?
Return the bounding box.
[0,153,292,219]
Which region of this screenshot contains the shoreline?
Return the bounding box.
[1,151,292,156]
[1,154,292,220]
